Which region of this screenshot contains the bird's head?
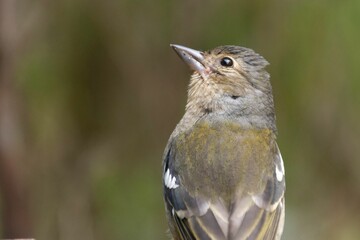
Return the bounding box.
[171,44,275,126]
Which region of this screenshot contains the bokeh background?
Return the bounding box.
[1,0,360,239]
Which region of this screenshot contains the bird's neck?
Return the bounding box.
[177,110,276,135]
[177,73,277,133]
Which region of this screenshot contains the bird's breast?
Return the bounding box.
[173,120,276,201]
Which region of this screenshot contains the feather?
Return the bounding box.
[163,132,285,240]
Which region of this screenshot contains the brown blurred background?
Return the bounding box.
[0,0,360,239]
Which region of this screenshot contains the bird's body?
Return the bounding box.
[163,45,285,240]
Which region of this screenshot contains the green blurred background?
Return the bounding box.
[0,0,360,239]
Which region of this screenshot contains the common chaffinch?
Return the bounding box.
[163,44,285,240]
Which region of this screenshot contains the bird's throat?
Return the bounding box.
[186,72,220,116]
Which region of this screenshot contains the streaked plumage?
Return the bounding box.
[163,44,285,240]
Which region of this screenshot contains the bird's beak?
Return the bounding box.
[170,44,206,74]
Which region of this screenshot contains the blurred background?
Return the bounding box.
[0,0,360,239]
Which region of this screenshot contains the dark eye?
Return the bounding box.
[220,57,233,67]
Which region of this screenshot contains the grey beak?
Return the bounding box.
[170,44,206,74]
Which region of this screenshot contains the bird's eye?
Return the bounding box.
[220,57,233,67]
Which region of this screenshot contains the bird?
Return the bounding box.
[162,44,285,240]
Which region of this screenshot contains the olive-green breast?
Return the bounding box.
[173,120,276,201]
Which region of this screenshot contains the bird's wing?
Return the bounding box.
[230,146,285,240]
[163,143,285,240]
[163,145,229,240]
[229,147,285,240]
